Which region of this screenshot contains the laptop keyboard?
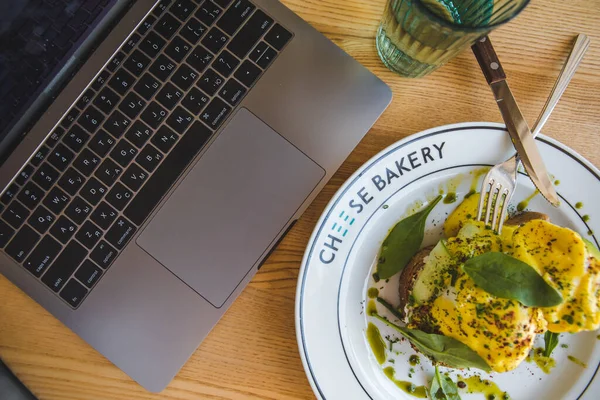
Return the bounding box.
[0,0,292,309]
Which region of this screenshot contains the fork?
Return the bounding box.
[477,33,591,233]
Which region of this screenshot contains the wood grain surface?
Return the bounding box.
[1,1,599,399]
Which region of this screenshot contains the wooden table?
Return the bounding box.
[1,1,599,399]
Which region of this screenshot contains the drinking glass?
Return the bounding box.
[376,0,530,78]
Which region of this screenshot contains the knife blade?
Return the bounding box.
[472,36,560,206]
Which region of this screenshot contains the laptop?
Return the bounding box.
[0,0,391,392]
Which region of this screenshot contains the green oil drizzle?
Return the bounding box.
[465,168,490,198]
[459,375,510,400]
[568,355,587,368]
[517,189,540,212]
[444,192,457,204]
[367,287,379,299]
[383,367,427,398]
[562,343,569,348]
[532,348,556,374]
[554,180,560,185]
[366,300,377,316]
[576,202,584,209]
[583,215,590,222]
[409,354,420,366]
[366,322,386,364]
[597,334,600,340]
[589,230,595,236]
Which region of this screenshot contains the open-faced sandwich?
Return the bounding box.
[369,193,600,394]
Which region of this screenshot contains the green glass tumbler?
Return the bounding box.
[376,0,529,78]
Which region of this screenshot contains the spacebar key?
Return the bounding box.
[124,121,212,225]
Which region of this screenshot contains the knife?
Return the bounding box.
[472,36,560,207]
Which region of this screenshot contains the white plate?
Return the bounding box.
[295,123,600,400]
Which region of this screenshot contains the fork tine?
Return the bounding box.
[484,179,496,226]
[477,172,493,220]
[497,189,510,233]
[491,183,504,231]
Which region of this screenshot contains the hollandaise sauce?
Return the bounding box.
[383,367,427,398]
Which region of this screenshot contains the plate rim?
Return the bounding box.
[295,122,600,400]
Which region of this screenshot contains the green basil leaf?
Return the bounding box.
[376,296,404,321]
[377,195,442,279]
[431,365,462,400]
[543,331,559,357]
[462,252,563,307]
[372,314,491,372]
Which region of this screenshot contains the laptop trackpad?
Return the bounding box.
[137,108,324,307]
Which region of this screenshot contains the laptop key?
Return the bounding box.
[24,235,61,277]
[197,68,225,96]
[65,197,92,225]
[75,260,103,288]
[48,143,74,172]
[122,33,141,53]
[165,36,193,62]
[76,221,103,249]
[227,10,273,59]
[149,54,177,81]
[74,149,102,176]
[234,60,261,87]
[91,201,118,230]
[80,177,107,206]
[58,168,85,196]
[61,108,80,128]
[95,158,123,186]
[46,128,66,148]
[219,78,246,106]
[156,83,184,110]
[186,46,213,73]
[213,50,239,77]
[140,101,167,129]
[42,240,87,292]
[139,32,166,59]
[110,140,138,167]
[125,121,153,148]
[106,183,133,211]
[90,240,117,269]
[59,279,88,308]
[17,182,44,210]
[166,106,193,134]
[123,50,151,77]
[32,162,59,190]
[134,73,161,100]
[180,18,206,45]
[28,206,55,234]
[265,23,292,50]
[217,0,255,36]
[43,187,70,214]
[124,121,212,225]
[63,125,90,153]
[91,70,110,91]
[155,12,181,40]
[152,0,171,17]
[151,125,179,153]
[50,216,77,244]
[108,51,126,72]
[94,87,120,114]
[214,0,234,7]
[121,164,149,191]
[108,69,136,96]
[172,64,200,91]
[249,41,267,63]
[76,89,96,110]
[181,87,209,114]
[136,144,164,173]
[256,46,276,69]
[16,164,34,186]
[137,15,156,36]
[170,0,197,21]
[119,92,146,119]
[2,201,30,229]
[103,110,131,138]
[195,1,222,26]
[201,27,229,54]
[5,225,39,262]
[31,145,50,167]
[78,106,105,134]
[0,220,15,248]
[1,183,18,204]
[105,216,136,250]
[199,97,231,130]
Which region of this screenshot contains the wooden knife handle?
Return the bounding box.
[472,36,507,84]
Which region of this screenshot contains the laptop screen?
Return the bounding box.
[0,0,132,164]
